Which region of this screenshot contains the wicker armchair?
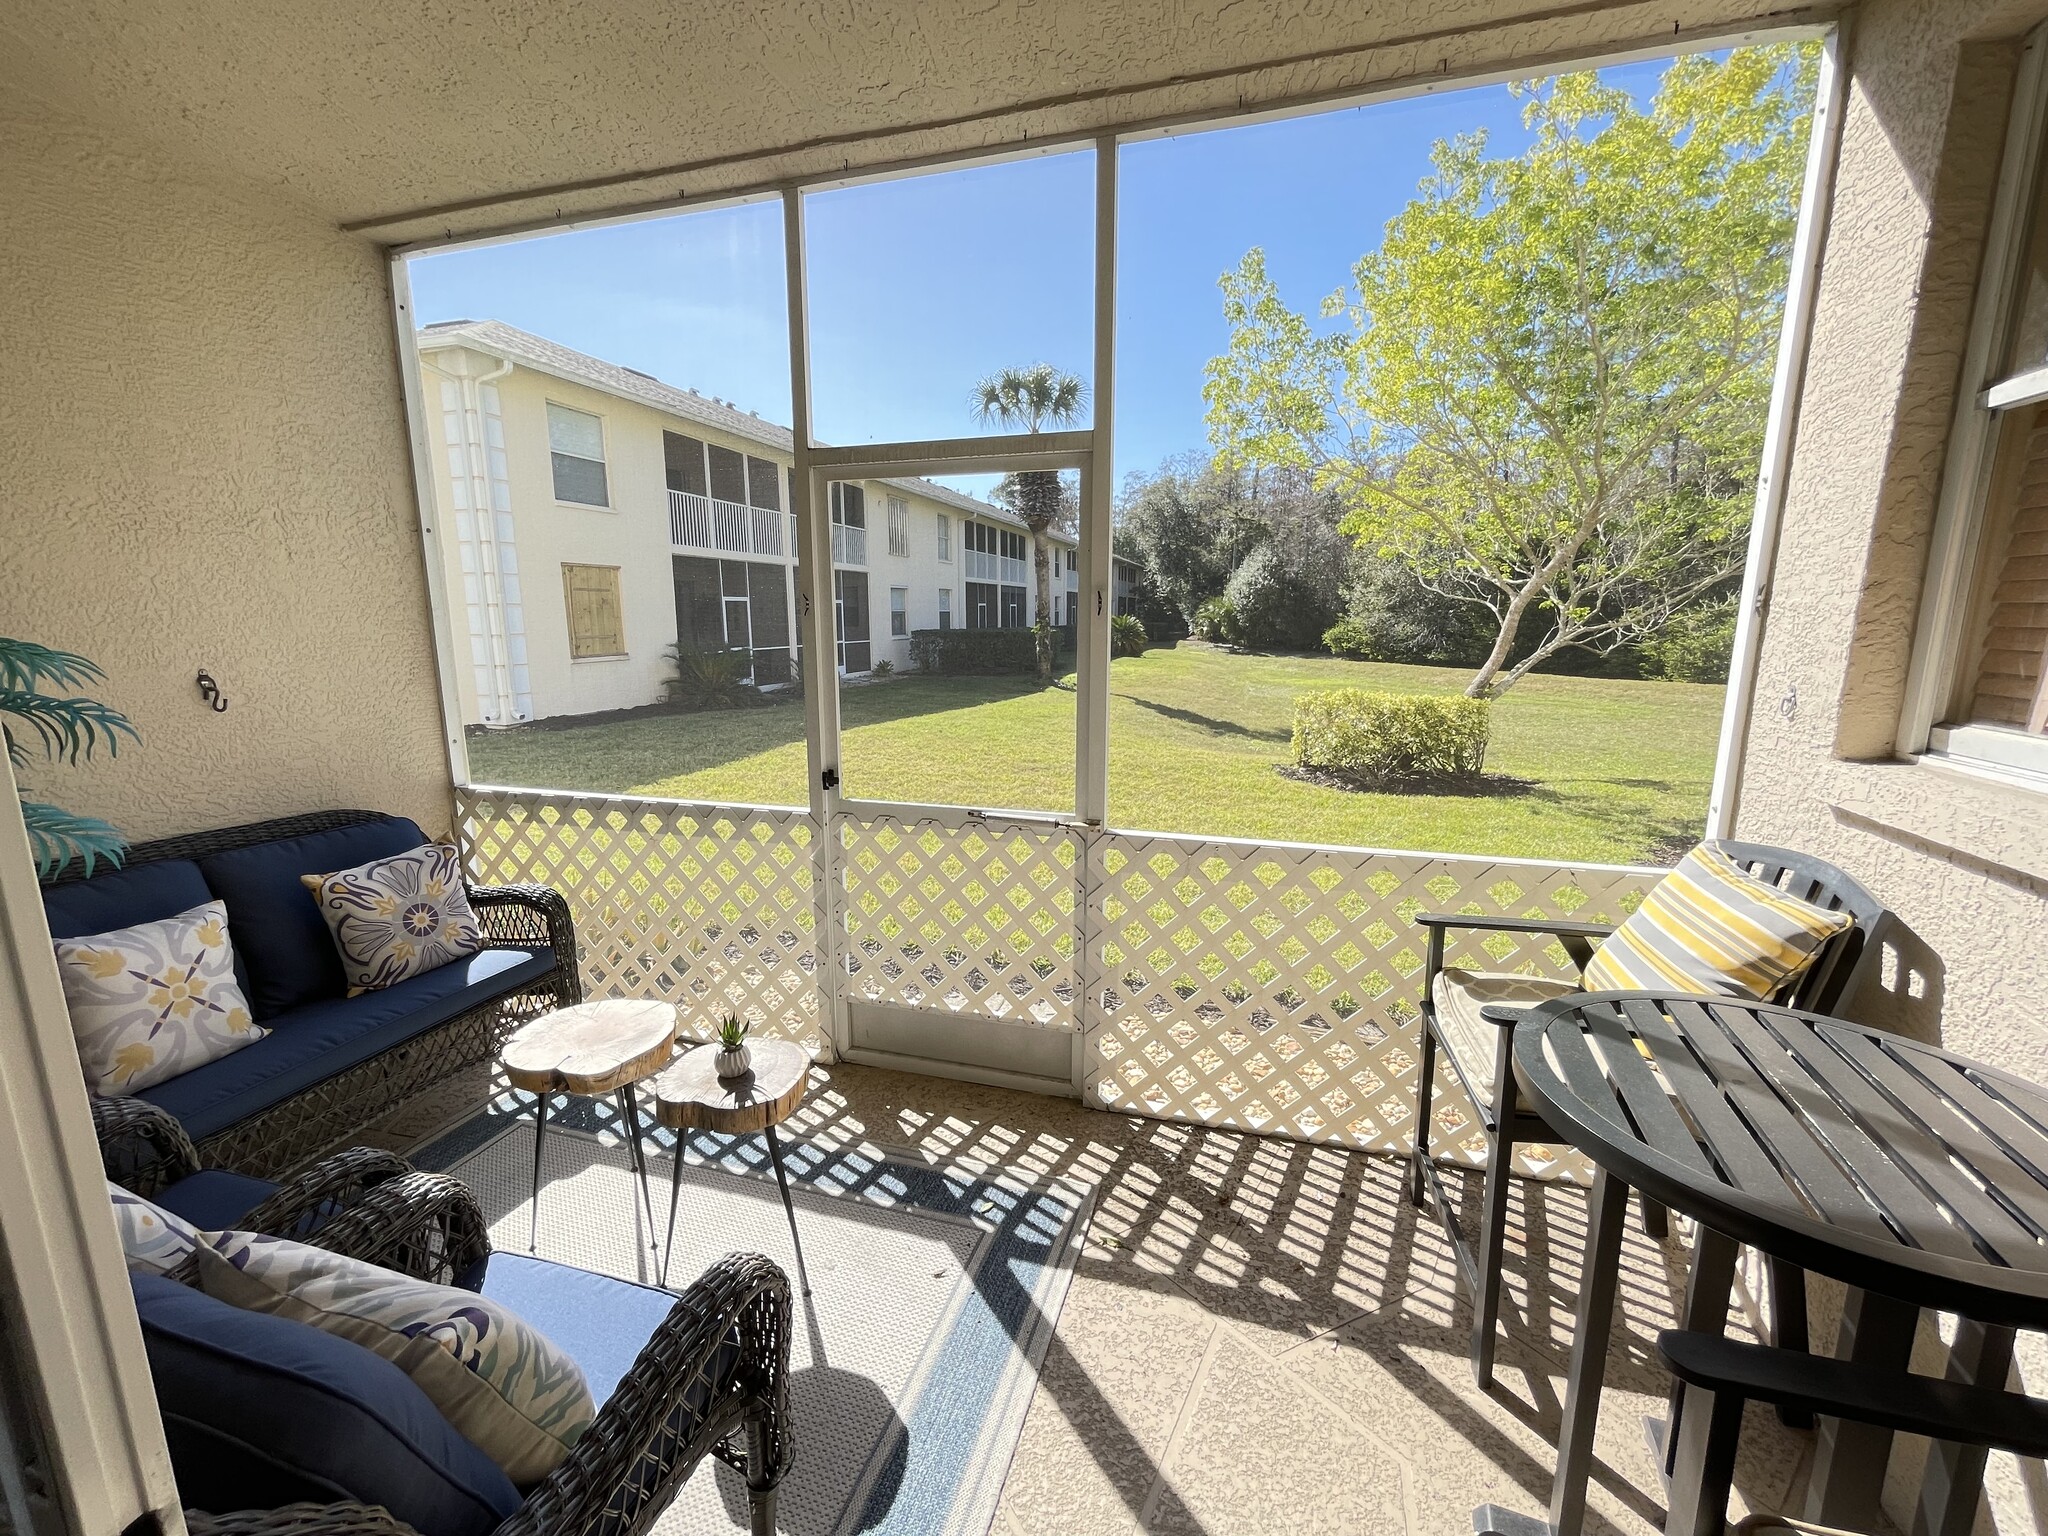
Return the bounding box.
[174,1172,794,1536]
[45,810,582,1178]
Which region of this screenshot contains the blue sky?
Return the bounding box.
[408,59,1673,488]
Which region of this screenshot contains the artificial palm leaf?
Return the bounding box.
[21,801,128,879]
[0,638,110,694]
[0,690,139,763]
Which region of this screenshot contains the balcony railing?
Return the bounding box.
[669,490,788,558]
[964,550,1027,585]
[832,523,867,566]
[455,784,1659,1170]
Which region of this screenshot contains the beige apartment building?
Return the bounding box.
[415,320,1079,725]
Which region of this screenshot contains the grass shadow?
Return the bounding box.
[1124,693,1291,742]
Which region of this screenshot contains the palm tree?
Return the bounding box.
[969,364,1088,680]
[1,638,138,876]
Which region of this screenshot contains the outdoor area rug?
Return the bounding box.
[411,1095,1090,1536]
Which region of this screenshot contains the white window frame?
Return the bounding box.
[936,512,951,561]
[937,587,952,628]
[889,585,909,637]
[545,400,611,508]
[1899,22,2048,790]
[887,495,910,557]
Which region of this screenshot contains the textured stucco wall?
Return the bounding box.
[1738,0,2048,1073]
[0,98,453,847]
[1740,15,2048,1521]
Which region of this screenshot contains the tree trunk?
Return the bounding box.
[1464,586,1539,699]
[1031,529,1054,681]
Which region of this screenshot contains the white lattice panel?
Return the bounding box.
[838,814,1082,1027]
[456,788,826,1055]
[1087,833,1661,1169]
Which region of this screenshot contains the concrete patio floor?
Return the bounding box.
[363,1059,1846,1536]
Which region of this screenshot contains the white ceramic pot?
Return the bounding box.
[714,1043,753,1079]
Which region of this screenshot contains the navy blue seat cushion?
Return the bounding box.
[131,1270,522,1536]
[154,1170,279,1230]
[42,859,213,940]
[197,817,430,1019]
[470,1253,681,1408]
[141,946,554,1141]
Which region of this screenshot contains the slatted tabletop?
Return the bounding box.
[1513,991,2048,1328]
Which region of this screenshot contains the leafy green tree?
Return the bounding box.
[2,638,139,876]
[970,363,1088,680]
[1206,46,1814,696]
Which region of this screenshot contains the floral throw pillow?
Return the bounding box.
[301,842,483,995]
[194,1230,595,1485]
[107,1181,203,1274]
[54,900,266,1094]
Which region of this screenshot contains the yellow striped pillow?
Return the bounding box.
[1582,845,1853,1000]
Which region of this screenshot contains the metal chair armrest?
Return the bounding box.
[1413,914,1614,990]
[93,1095,202,1196]
[501,1253,794,1536]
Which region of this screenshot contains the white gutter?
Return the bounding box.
[421,348,519,725]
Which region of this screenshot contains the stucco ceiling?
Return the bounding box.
[2,0,1827,243]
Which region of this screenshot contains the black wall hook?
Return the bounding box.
[196,671,228,712]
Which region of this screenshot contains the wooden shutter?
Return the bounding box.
[563,564,624,658]
[1966,407,2048,732]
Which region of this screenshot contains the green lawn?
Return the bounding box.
[466,645,1722,865]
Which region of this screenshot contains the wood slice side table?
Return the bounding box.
[500,998,677,1256]
[648,1036,813,1296]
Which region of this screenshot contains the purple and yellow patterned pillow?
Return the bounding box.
[54,900,266,1093]
[300,843,483,995]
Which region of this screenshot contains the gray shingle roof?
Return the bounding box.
[417,318,1071,540]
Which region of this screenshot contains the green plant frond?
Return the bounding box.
[0,690,141,764]
[20,800,128,879]
[969,363,1090,433]
[0,638,110,694]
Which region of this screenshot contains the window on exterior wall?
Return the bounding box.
[562,564,624,658]
[887,496,910,557]
[1912,29,2048,784]
[936,513,951,561]
[938,588,952,629]
[547,403,609,506]
[890,586,908,636]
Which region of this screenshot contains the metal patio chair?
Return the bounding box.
[1406,840,1892,1385]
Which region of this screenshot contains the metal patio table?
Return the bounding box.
[1492,990,2048,1536]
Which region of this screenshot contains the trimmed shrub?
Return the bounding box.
[663,647,764,711]
[1224,542,1340,651]
[1111,614,1148,657]
[1640,600,1737,683]
[1321,615,1375,660]
[1292,690,1491,783]
[908,627,1036,675]
[1191,596,1241,646]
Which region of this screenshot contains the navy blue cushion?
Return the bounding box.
[140,946,554,1141]
[197,817,429,1018]
[130,1271,521,1536]
[153,1170,280,1231]
[42,859,212,940]
[470,1253,680,1407]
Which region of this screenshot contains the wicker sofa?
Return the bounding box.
[43,809,579,1178]
[98,1100,792,1536]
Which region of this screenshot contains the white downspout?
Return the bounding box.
[424,350,516,725]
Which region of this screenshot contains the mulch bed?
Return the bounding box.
[1275,764,1537,799]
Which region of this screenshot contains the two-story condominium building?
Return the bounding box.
[414,319,1078,726]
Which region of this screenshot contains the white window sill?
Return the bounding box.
[570,653,629,664]
[554,501,616,512]
[1830,753,2048,882]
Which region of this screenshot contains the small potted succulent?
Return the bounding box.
[713,1013,752,1079]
